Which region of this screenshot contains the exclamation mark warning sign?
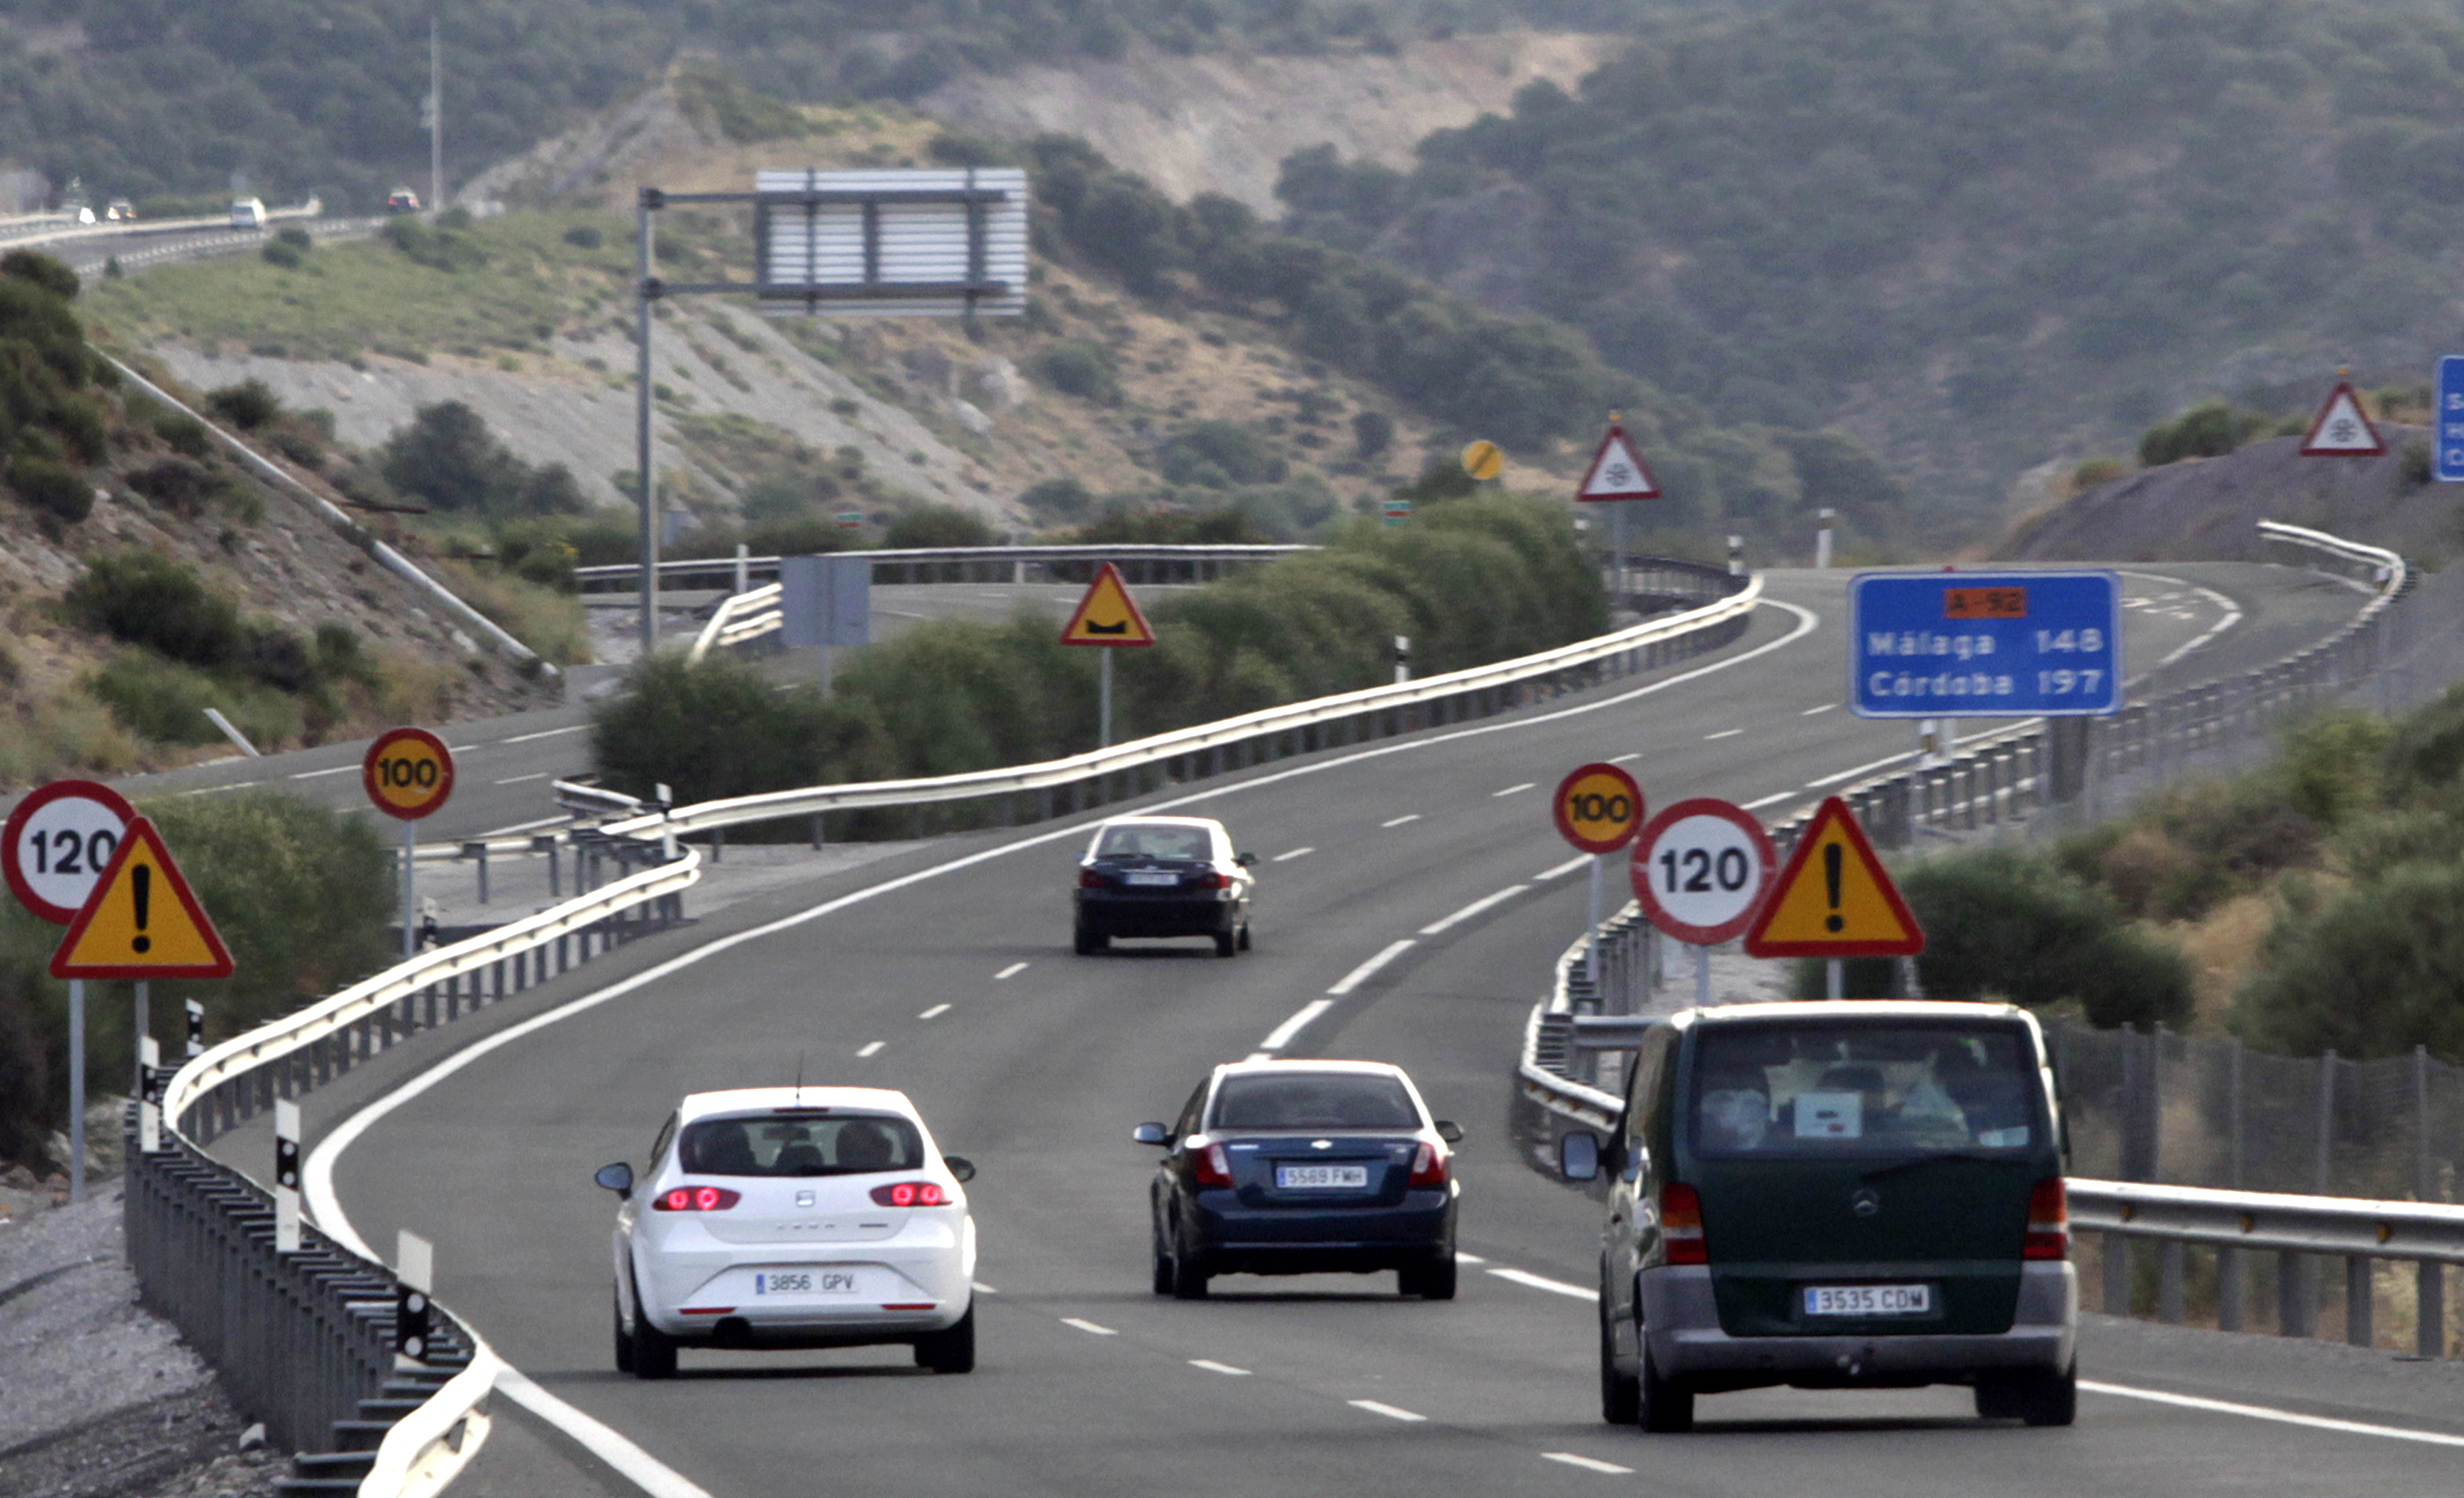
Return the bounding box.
[1742,797,1925,959]
[48,816,234,979]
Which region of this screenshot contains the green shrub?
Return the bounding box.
[1352,410,1394,460]
[2384,681,2464,792]
[562,225,604,250]
[882,505,997,550]
[590,653,890,805]
[275,226,313,250]
[154,410,214,458]
[1034,339,1120,403]
[0,248,78,299]
[2234,861,2464,1062]
[12,457,92,523]
[2137,401,2275,467]
[2057,772,2322,921]
[206,378,283,430]
[1020,476,1094,520]
[1898,848,2193,1028]
[1157,421,1284,488]
[382,401,585,515]
[261,240,303,269]
[65,552,244,668]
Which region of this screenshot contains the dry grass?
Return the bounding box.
[2168,891,2283,1030]
[428,561,593,665]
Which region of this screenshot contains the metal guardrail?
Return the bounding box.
[687,581,782,663]
[574,542,1315,594]
[61,217,385,280]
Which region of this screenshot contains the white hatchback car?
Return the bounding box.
[595,1086,978,1378]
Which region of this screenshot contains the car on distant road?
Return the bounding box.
[1559,1000,2077,1432]
[1135,1059,1463,1298]
[104,199,134,222]
[230,197,266,229]
[385,186,421,214]
[1073,815,1256,956]
[593,1086,978,1379]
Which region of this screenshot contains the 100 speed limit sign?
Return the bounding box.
[1631,797,1776,946]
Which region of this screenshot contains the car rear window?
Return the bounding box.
[1095,823,1214,860]
[677,1112,926,1176]
[1688,1023,2042,1157]
[1211,1074,1419,1130]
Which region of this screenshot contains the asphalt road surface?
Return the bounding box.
[225,561,2464,1498]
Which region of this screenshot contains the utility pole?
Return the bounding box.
[426,17,443,213]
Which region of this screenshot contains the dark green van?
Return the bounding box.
[1560,1000,2076,1432]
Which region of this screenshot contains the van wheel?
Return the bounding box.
[1979,1361,2076,1426]
[1599,1292,1640,1425]
[1637,1341,1693,1433]
[915,1305,975,1374]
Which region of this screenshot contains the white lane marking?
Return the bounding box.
[1272,846,1315,862]
[2080,1380,2464,1448]
[494,773,549,786]
[1487,1267,1597,1301]
[1492,782,1536,796]
[1381,814,1420,828]
[1801,702,1837,716]
[1243,1050,1273,1063]
[917,1003,950,1019]
[1608,753,1640,763]
[856,1041,884,1058]
[447,745,480,753]
[1704,729,1742,741]
[501,724,589,744]
[1533,854,1590,881]
[182,782,257,796]
[1740,791,1797,812]
[304,596,1828,1498]
[1453,1252,1488,1264]
[993,961,1028,980]
[1419,885,1528,936]
[970,1281,997,1294]
[1061,1317,1117,1337]
[289,765,356,780]
[2118,570,2243,669]
[1189,1359,1251,1376]
[1260,1000,1334,1052]
[1327,939,1414,995]
[1349,1400,1427,1423]
[495,1367,714,1498]
[1543,1453,1635,1475]
[479,814,572,837]
[1807,747,1919,788]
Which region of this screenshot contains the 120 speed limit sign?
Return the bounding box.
[363,727,456,821]
[1552,763,1645,855]
[3,779,136,924]
[1631,797,1776,945]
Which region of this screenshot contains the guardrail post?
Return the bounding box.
[2346,1256,2374,1347]
[2159,1243,2185,1324]
[2103,1232,2131,1317]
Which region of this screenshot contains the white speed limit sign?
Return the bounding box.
[1630,797,1776,946]
[4,779,137,925]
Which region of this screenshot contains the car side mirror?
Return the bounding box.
[1434,1120,1464,1144]
[594,1161,633,1195]
[1235,852,1257,867]
[1559,1131,1601,1182]
[1131,1122,1170,1146]
[943,1156,976,1183]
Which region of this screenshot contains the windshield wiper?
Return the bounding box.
[1859,1151,2012,1181]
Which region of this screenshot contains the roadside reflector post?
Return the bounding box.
[184,997,203,1058]
[1727,534,1744,577]
[137,1035,161,1155]
[1815,508,1836,570]
[1394,635,1411,686]
[396,1231,434,1364]
[275,1098,301,1253]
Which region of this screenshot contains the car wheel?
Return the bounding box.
[1151,1224,1176,1297]
[1599,1281,1640,1425]
[1169,1227,1211,1299]
[1398,1252,1456,1300]
[1636,1339,1693,1433]
[1073,924,1108,956]
[1213,925,1238,957]
[613,1294,635,1375]
[914,1304,976,1374]
[632,1315,678,1381]
[1237,920,1253,952]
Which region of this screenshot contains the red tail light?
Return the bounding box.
[1408,1142,1450,1188]
[1204,870,1233,890]
[1660,1182,1707,1265]
[868,1181,949,1207]
[1190,1139,1234,1189]
[1080,869,1108,889]
[653,1185,741,1212]
[2024,1177,2068,1261]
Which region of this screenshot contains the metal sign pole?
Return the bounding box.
[67,979,83,1203]
[1099,650,1114,749]
[635,192,661,661]
[401,820,418,960]
[1694,943,1711,1008]
[1828,958,1845,1000]
[1610,503,1627,608]
[1585,853,1604,981]
[131,978,147,1091]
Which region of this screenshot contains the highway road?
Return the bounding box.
[232,561,2464,1497]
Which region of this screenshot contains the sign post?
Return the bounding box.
[4,779,136,1204]
[363,729,457,959]
[1576,416,1659,606]
[1632,799,1776,1010]
[1058,562,1157,749]
[1744,796,1925,997]
[1552,763,1646,988]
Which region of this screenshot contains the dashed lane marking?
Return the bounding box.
[1349,1400,1428,1423]
[917,1003,950,1019]
[1534,854,1590,880]
[501,724,589,743]
[289,765,356,779]
[1801,702,1837,716]
[1455,1253,1488,1265]
[994,961,1029,980]
[1704,728,1742,741]
[1272,847,1316,862]
[1189,1359,1251,1376]
[855,1041,884,1058]
[970,1281,997,1294]
[1608,753,1640,763]
[1420,886,1528,936]
[1381,814,1421,828]
[1486,1267,1596,1301]
[1492,782,1536,796]
[1061,1317,1117,1337]
[1543,1453,1635,1475]
[1740,791,1797,812]
[1327,939,1415,995]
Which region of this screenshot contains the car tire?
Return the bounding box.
[1169,1228,1211,1299]
[1398,1253,1457,1300]
[1213,925,1238,957]
[1599,1284,1640,1425]
[613,1295,635,1375]
[1152,1226,1176,1296]
[1074,924,1108,956]
[915,1304,975,1374]
[632,1314,678,1381]
[1237,920,1253,952]
[1636,1339,1693,1433]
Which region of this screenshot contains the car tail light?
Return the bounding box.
[1190,1139,1234,1189]
[652,1185,741,1212]
[1408,1142,1449,1188]
[869,1181,949,1207]
[1079,868,1108,889]
[2024,1177,2068,1260]
[1204,870,1232,890]
[1660,1182,1707,1265]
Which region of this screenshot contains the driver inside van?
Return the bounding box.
[1697,1072,1773,1152]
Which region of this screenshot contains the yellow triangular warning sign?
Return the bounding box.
[1743,797,1923,958]
[1059,561,1156,647]
[2300,381,2385,457]
[51,817,234,979]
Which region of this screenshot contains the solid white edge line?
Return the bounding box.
[1243,1050,1273,1063]
[856,1041,885,1058]
[1486,1267,1598,1301]
[1541,1452,1635,1475]
[288,764,357,779]
[297,594,1827,1498]
[501,724,589,743]
[1491,782,1536,796]
[2079,1380,2464,1448]
[1326,939,1415,995]
[1189,1359,1252,1376]
[1533,854,1591,881]
[1419,885,1529,937]
[1271,846,1315,861]
[493,1367,716,1498]
[1259,999,1334,1052]
[1806,747,1919,788]
[1348,1399,1428,1422]
[1061,1317,1117,1337]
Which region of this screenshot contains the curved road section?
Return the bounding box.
[247,564,2463,1497]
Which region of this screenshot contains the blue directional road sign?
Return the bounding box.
[2438,356,2464,483]
[1851,570,2121,719]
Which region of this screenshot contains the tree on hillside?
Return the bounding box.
[381,401,586,516]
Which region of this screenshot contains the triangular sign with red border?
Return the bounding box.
[1058,561,1157,647]
[2300,382,2385,457]
[1743,797,1924,959]
[1577,424,1660,501]
[50,816,235,979]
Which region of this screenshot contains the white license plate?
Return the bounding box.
[1276,1165,1369,1189]
[1803,1283,1932,1317]
[754,1270,859,1295]
[1124,872,1180,887]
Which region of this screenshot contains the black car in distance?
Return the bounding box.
[1074,815,1256,956]
[1135,1060,1463,1298]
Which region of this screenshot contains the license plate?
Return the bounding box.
[1276,1165,1368,1189]
[1803,1283,1932,1317]
[1124,872,1179,887]
[754,1270,859,1295]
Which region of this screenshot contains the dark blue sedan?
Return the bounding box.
[1134,1061,1463,1298]
[1074,816,1256,957]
